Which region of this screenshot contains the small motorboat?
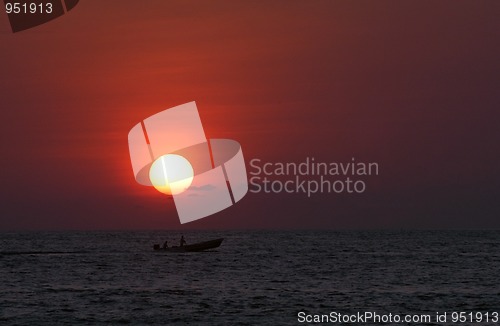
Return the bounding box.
[153,238,224,252]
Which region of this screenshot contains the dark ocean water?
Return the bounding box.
[0,231,499,325]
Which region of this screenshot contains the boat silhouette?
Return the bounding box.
[153,238,223,252]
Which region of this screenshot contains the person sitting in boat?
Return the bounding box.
[180,235,186,247]
[162,241,168,249]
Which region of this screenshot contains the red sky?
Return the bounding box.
[1,1,499,230]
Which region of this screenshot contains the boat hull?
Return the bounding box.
[154,238,224,252]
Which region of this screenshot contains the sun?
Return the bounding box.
[149,154,194,195]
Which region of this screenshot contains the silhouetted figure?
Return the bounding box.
[180,235,186,247]
[163,241,168,249]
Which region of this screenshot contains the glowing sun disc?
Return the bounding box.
[149,154,194,195]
